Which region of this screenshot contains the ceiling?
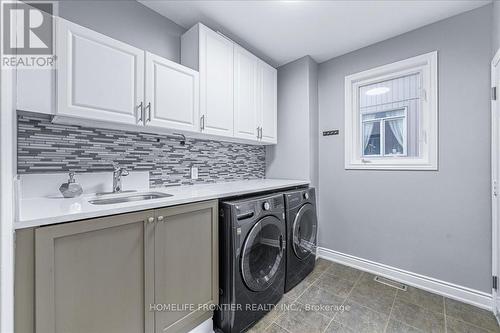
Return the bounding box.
[139,0,491,67]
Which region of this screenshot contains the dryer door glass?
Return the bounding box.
[241,216,284,292]
[293,203,317,260]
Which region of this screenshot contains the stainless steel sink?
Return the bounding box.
[88,192,173,205]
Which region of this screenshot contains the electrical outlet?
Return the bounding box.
[191,166,198,180]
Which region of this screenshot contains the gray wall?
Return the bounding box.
[56,0,185,62]
[318,5,492,292]
[494,1,500,56]
[266,56,319,188]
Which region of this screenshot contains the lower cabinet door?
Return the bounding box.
[152,201,218,333]
[35,210,154,333]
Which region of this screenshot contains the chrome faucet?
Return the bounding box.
[112,165,129,193]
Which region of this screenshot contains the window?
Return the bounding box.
[345,52,438,170]
[362,108,407,157]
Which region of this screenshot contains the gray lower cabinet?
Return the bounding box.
[24,200,218,333]
[151,202,219,333]
[35,210,152,333]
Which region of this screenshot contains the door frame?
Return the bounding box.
[0,2,17,331]
[0,54,16,333]
[491,47,500,320]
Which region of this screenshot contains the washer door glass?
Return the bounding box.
[241,216,284,292]
[293,203,317,260]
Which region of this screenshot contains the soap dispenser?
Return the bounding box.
[59,172,83,198]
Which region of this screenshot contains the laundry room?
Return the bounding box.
[0,0,500,332]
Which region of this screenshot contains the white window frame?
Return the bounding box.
[361,107,408,157]
[345,51,438,170]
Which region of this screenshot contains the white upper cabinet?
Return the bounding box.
[259,61,278,144]
[21,19,276,145]
[234,45,259,140]
[201,28,234,137]
[56,19,144,125]
[145,52,199,132]
[233,46,277,143]
[182,24,234,137]
[181,23,278,145]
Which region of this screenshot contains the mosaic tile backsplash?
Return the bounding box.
[17,113,266,187]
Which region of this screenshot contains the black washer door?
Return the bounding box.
[241,216,284,292]
[293,203,317,260]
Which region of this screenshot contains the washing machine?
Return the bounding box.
[283,187,318,292]
[215,193,286,333]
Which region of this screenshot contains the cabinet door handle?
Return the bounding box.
[145,102,151,123]
[200,115,205,131]
[256,127,260,139]
[147,217,154,224]
[137,102,143,124]
[260,127,263,139]
[157,216,164,222]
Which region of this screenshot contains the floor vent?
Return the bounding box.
[373,275,408,291]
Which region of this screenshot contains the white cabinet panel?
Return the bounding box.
[145,52,199,132]
[259,61,278,144]
[199,25,234,137]
[17,68,55,114]
[56,19,144,125]
[234,45,259,140]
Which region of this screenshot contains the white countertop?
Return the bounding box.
[15,179,309,229]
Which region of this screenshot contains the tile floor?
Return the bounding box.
[248,258,500,333]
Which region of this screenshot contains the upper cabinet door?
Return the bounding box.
[145,52,200,132]
[56,19,144,125]
[199,26,234,137]
[234,45,259,141]
[259,61,278,144]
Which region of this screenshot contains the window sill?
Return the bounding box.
[345,159,438,171]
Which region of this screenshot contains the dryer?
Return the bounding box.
[215,193,286,333]
[283,187,318,292]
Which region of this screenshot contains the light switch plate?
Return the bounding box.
[191,166,199,180]
[323,130,340,136]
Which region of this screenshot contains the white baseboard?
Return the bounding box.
[317,247,493,311]
[188,318,213,333]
